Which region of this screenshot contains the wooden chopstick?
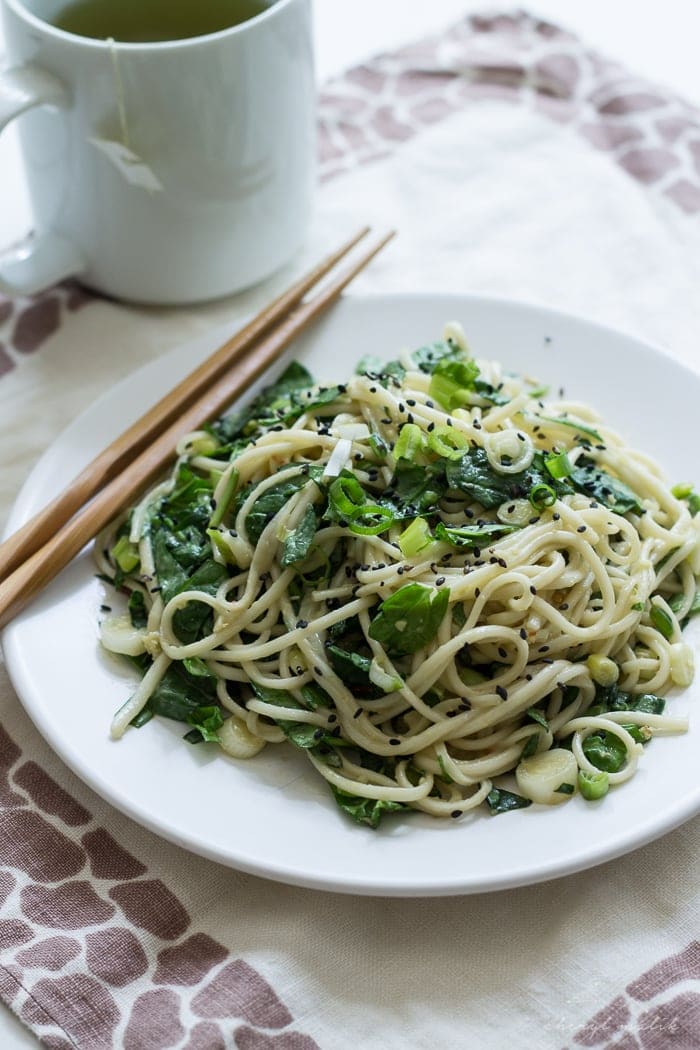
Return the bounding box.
[0,229,395,630]
[0,226,371,585]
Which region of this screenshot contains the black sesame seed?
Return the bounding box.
[296,619,309,629]
[496,685,508,700]
[389,738,401,746]
[451,810,461,819]
[435,576,446,586]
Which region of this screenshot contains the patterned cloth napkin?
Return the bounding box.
[2,10,700,1049]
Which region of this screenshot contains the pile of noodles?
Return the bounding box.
[97,323,700,822]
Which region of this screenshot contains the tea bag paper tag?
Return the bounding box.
[89,137,163,192]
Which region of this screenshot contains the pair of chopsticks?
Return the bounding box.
[0,227,394,630]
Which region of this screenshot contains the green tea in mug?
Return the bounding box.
[51,0,271,42]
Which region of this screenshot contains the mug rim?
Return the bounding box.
[2,0,298,49]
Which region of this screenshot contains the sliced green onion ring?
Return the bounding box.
[394,423,423,461]
[529,483,556,510]
[347,505,395,535]
[427,425,468,460]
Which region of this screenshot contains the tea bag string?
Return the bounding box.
[108,37,130,149]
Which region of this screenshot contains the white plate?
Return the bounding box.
[4,293,700,896]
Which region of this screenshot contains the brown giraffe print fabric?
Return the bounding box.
[2,8,700,1049]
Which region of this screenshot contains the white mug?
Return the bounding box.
[0,0,315,304]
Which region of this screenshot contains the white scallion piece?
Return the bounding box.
[322,438,352,478]
[516,748,578,805]
[334,422,370,440]
[219,717,267,759]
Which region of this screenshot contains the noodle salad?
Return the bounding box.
[97,323,700,827]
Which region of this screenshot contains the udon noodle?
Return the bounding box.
[97,322,700,826]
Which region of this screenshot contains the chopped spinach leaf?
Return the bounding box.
[281,504,318,567]
[581,731,627,773]
[486,787,532,814]
[434,521,519,548]
[329,786,409,828]
[184,704,224,743]
[128,590,147,629]
[368,583,449,656]
[570,461,643,515]
[242,465,323,544]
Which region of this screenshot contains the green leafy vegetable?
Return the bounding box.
[281,504,318,567]
[128,590,147,629]
[326,645,374,688]
[486,788,532,814]
[570,462,643,515]
[212,362,315,442]
[527,707,550,730]
[434,521,519,548]
[329,787,409,828]
[141,662,218,726]
[368,583,449,655]
[538,415,603,442]
[243,466,323,544]
[184,705,224,744]
[446,448,572,509]
[582,731,627,773]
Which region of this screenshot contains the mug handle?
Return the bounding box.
[0,64,84,296]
